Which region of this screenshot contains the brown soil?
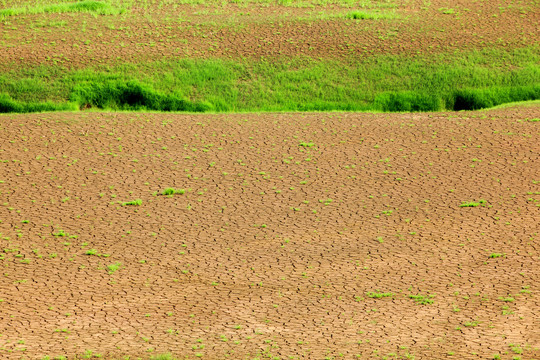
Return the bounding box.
[0,105,539,359]
[0,0,538,70]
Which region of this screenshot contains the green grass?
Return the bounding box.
[170,0,396,7]
[459,200,487,207]
[0,46,538,113]
[149,354,179,360]
[106,262,122,274]
[161,188,186,195]
[0,1,125,18]
[122,199,142,206]
[85,249,110,257]
[71,81,211,112]
[344,10,393,19]
[0,94,77,113]
[366,291,394,298]
[486,99,540,110]
[409,294,435,305]
[85,248,98,256]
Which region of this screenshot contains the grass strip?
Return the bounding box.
[171,0,396,7]
[0,1,125,18]
[0,94,77,113]
[0,46,538,113]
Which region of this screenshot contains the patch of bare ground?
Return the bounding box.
[0,0,537,70]
[0,105,539,359]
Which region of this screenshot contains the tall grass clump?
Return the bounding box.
[373,91,443,112]
[0,93,76,113]
[70,81,212,112]
[343,10,394,20]
[451,85,540,110]
[0,1,125,18]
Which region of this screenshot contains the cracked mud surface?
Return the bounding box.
[0,0,538,71]
[0,105,539,359]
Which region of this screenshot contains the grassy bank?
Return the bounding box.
[0,0,125,18]
[1,46,539,113]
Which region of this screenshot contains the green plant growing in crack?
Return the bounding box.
[161,188,186,196]
[52,229,67,237]
[366,291,394,299]
[107,262,122,274]
[52,230,77,238]
[409,293,435,305]
[81,349,102,359]
[122,199,142,206]
[459,199,487,207]
[85,249,110,257]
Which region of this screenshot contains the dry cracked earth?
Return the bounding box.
[0,105,539,359]
[1,0,538,72]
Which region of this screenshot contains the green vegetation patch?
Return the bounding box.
[0,93,76,113]
[366,291,394,298]
[161,188,186,196]
[85,249,110,257]
[459,200,487,207]
[0,46,538,113]
[122,199,142,206]
[107,262,122,274]
[454,86,540,110]
[70,80,211,112]
[409,294,435,305]
[173,0,397,7]
[343,10,394,20]
[0,1,125,18]
[374,91,443,112]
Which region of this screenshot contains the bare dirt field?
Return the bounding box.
[0,105,539,359]
[1,0,538,70]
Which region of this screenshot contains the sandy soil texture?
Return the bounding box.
[0,105,539,359]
